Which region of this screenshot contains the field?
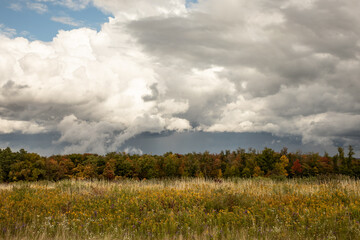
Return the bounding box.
[1,177,360,239]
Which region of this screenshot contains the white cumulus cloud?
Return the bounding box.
[1,0,360,153]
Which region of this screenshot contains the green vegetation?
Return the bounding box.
[1,178,360,239]
[1,147,359,239]
[0,146,359,182]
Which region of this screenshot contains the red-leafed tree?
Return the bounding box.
[291,159,302,176]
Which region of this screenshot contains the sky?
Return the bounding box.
[0,0,359,156]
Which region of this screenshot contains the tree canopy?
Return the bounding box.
[0,146,359,182]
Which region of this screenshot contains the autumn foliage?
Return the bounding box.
[0,146,359,182]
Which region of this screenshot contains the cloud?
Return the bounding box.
[27,2,48,14]
[35,0,91,10]
[92,0,187,19]
[57,0,91,10]
[0,24,17,38]
[0,14,192,153]
[56,114,124,154]
[9,3,22,11]
[51,16,83,27]
[125,0,360,147]
[1,0,360,153]
[123,147,143,155]
[0,118,44,134]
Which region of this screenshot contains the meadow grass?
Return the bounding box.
[1,177,360,239]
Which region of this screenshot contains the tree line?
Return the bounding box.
[0,146,358,182]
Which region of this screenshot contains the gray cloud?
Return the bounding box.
[126,0,360,147]
[121,131,341,157]
[0,0,360,153]
[142,83,159,102]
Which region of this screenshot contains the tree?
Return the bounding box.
[73,164,97,180]
[300,153,320,176]
[272,155,289,177]
[338,147,346,171]
[178,157,189,177]
[45,158,60,181]
[280,147,288,156]
[338,147,351,175]
[210,158,223,178]
[347,145,355,173]
[291,159,303,176]
[102,159,116,180]
[332,154,339,174]
[0,164,3,182]
[241,167,251,178]
[224,163,241,178]
[256,148,278,175]
[115,155,135,178]
[0,147,16,182]
[318,154,333,174]
[58,158,75,179]
[253,166,264,177]
[138,155,157,179]
[9,152,45,181]
[164,153,179,178]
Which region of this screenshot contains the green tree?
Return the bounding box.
[9,152,45,181]
[256,148,277,175]
[224,164,241,178]
[338,147,351,175]
[346,145,355,175]
[338,147,346,172]
[241,167,251,178]
[0,147,16,182]
[332,154,339,174]
[138,155,157,179]
[164,153,179,178]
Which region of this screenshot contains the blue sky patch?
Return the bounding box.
[1,0,198,42]
[0,0,110,41]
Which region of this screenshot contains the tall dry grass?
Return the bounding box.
[1,177,360,239]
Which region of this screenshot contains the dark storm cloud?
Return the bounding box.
[0,132,65,156]
[125,0,360,149]
[122,131,341,156]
